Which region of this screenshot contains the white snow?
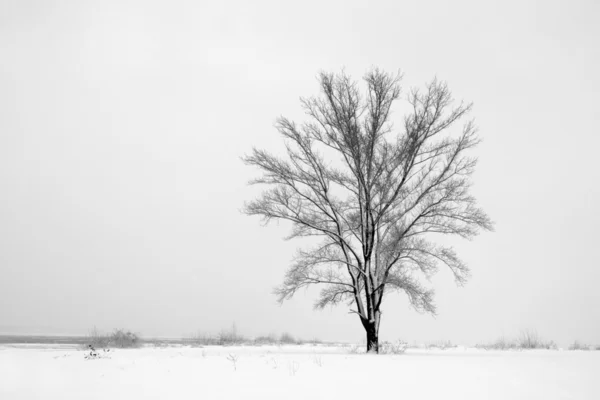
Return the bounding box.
[1,344,598,399]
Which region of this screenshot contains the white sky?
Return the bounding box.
[1,0,598,346]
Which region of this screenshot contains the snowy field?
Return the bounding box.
[1,344,599,399]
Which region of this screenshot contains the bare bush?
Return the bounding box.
[346,344,364,354]
[187,332,218,347]
[279,332,297,344]
[426,340,456,350]
[187,326,314,347]
[86,327,111,349]
[188,324,246,346]
[217,324,246,346]
[476,331,556,350]
[253,334,279,345]
[379,340,408,354]
[110,329,141,348]
[308,337,323,345]
[518,330,556,349]
[86,327,141,349]
[569,341,590,351]
[476,336,518,350]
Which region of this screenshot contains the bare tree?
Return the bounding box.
[243,68,493,353]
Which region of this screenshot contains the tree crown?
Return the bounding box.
[244,68,493,319]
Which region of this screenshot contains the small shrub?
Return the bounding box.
[476,331,556,350]
[346,344,364,354]
[478,335,516,350]
[492,336,518,350]
[279,332,297,344]
[426,340,456,350]
[151,340,170,348]
[188,332,219,346]
[569,341,590,351]
[518,330,542,349]
[253,334,278,345]
[519,330,556,349]
[217,324,246,346]
[110,329,141,348]
[85,327,141,349]
[87,327,111,349]
[187,324,246,346]
[380,340,408,354]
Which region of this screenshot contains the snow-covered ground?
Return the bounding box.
[1,344,598,399]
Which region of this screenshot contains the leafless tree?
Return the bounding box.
[243,68,493,353]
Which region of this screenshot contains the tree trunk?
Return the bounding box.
[365,321,379,353]
[362,312,381,353]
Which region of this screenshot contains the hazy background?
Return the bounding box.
[1,0,598,346]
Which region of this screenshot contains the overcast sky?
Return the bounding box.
[1,0,598,346]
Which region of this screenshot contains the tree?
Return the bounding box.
[243,68,493,353]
